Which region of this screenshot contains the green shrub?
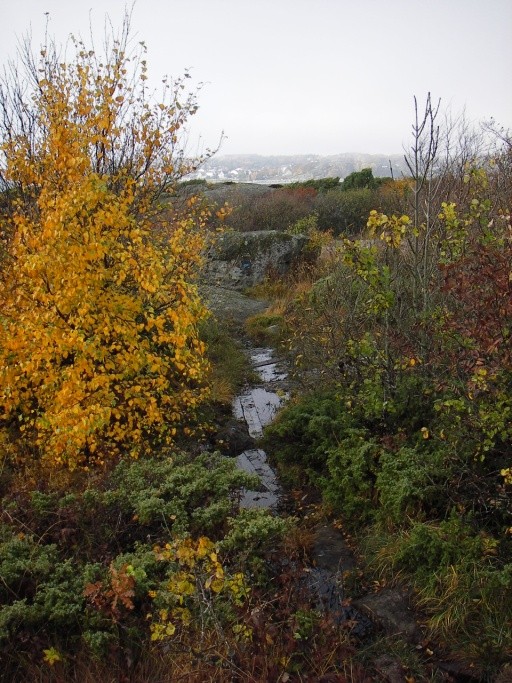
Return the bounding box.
[0,451,262,672]
[369,515,512,661]
[375,445,452,525]
[286,177,340,192]
[286,213,319,236]
[391,515,487,581]
[106,452,258,536]
[245,312,286,345]
[314,188,376,235]
[220,509,291,556]
[263,390,353,477]
[0,529,97,644]
[322,430,380,522]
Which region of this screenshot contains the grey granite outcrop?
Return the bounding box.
[202,230,316,291]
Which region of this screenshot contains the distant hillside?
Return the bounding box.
[190,153,409,183]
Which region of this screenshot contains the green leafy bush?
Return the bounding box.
[0,451,267,673]
[375,445,452,525]
[263,390,354,479]
[0,529,98,646]
[286,177,340,192]
[370,515,512,660]
[322,431,380,522]
[315,188,376,235]
[107,452,256,535]
[220,509,291,555]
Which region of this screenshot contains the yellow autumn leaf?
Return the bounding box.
[208,576,225,594]
[43,648,62,666]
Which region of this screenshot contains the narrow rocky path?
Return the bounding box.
[230,338,485,682]
[206,286,486,682]
[230,345,375,638]
[233,347,287,509]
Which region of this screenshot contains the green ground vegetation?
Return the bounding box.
[261,114,512,672]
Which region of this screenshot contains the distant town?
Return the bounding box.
[189,152,409,184]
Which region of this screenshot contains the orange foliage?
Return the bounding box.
[0,32,211,470]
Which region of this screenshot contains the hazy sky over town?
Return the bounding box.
[1,0,511,156]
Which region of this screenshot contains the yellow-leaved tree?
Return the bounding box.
[0,19,213,470]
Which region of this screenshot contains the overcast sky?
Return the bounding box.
[1,0,511,156]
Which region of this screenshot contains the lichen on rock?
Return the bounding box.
[203,230,317,290]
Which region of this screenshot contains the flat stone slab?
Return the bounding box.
[312,523,358,574]
[355,587,423,643]
[251,348,288,382]
[236,449,280,509]
[200,285,268,324]
[233,387,284,438]
[300,566,373,639]
[251,349,274,366]
[232,346,287,509]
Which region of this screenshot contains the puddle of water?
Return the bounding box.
[251,349,273,366]
[233,388,284,438]
[236,449,280,509]
[233,347,287,509]
[256,362,287,382]
[251,348,287,382]
[231,348,375,638]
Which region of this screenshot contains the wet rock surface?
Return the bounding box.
[233,347,287,509]
[312,523,358,574]
[231,346,374,637]
[201,285,269,326]
[235,449,281,509]
[233,387,284,438]
[355,587,423,643]
[302,566,373,639]
[215,418,255,456]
